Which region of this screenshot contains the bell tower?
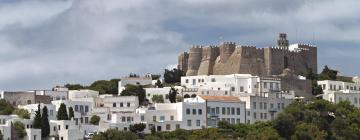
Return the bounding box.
[277,33,289,49]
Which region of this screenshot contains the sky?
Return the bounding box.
[0,0,360,90]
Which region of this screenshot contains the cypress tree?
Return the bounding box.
[32,104,42,129]
[41,106,50,138]
[57,103,69,120]
[68,107,74,119]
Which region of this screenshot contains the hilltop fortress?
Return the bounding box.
[178,33,317,77]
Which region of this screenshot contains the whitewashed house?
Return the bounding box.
[318,80,360,107]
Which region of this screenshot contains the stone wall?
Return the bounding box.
[3,91,35,107]
[178,34,317,77]
[178,33,317,98]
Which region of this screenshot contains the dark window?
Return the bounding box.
[120,103,123,107]
[85,106,89,112]
[186,109,190,115]
[127,102,130,107]
[113,103,116,107]
[65,125,68,129]
[75,105,78,111]
[198,109,202,115]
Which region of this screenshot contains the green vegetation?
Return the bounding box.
[0,99,14,115]
[164,68,184,84]
[57,103,69,120]
[92,129,138,140]
[151,95,164,103]
[32,104,42,129]
[151,74,161,80]
[13,121,27,139]
[64,78,120,95]
[155,80,163,88]
[64,83,85,90]
[41,106,50,138]
[168,87,178,103]
[120,84,146,105]
[15,109,30,119]
[136,100,360,140]
[68,107,74,119]
[0,130,3,140]
[90,115,101,125]
[129,123,146,133]
[307,65,353,96]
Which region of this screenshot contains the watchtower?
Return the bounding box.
[277,33,289,49]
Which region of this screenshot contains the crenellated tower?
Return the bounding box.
[219,42,236,63]
[186,45,203,76]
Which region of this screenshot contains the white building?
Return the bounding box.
[240,92,293,124]
[92,96,139,124]
[181,74,281,97]
[33,87,69,101]
[197,96,246,127]
[52,100,93,125]
[118,74,153,94]
[0,115,42,140]
[50,120,84,140]
[144,87,182,103]
[18,103,57,120]
[68,89,99,101]
[136,98,206,133]
[318,80,360,107]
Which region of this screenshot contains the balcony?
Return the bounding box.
[207,113,219,118]
[268,108,278,112]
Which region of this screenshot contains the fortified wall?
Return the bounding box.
[178,33,317,77]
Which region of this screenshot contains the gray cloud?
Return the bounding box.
[0,0,359,90]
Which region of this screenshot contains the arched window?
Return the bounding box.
[184,94,190,98]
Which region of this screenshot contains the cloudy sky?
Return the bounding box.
[0,0,359,90]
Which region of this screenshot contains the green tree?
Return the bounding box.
[318,65,338,80]
[155,80,163,88]
[151,74,161,80]
[65,79,120,95]
[273,113,296,139]
[32,104,42,129]
[218,120,232,130]
[90,115,100,125]
[129,123,146,133]
[13,121,27,139]
[15,109,30,119]
[164,68,184,84]
[57,103,69,120]
[92,129,138,140]
[68,107,74,119]
[190,128,225,140]
[120,84,146,105]
[246,127,283,140]
[151,95,164,103]
[0,99,14,115]
[64,84,85,90]
[312,83,324,95]
[41,106,50,138]
[0,130,3,140]
[168,87,178,103]
[291,123,327,140]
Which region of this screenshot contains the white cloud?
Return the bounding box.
[0,0,359,90]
